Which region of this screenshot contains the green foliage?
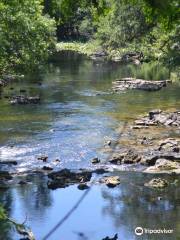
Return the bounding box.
[0,205,7,220]
[94,0,179,66]
[96,1,150,49]
[43,0,108,40]
[0,0,56,74]
[56,41,100,56]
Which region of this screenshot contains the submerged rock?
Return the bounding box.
[0,171,13,180]
[102,233,118,240]
[37,155,48,162]
[145,178,169,188]
[0,160,17,165]
[47,169,92,190]
[92,168,109,174]
[100,176,120,188]
[10,95,40,105]
[18,180,27,185]
[42,166,53,171]
[91,157,100,164]
[112,78,170,92]
[77,183,89,190]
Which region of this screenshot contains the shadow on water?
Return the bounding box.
[0,52,180,239]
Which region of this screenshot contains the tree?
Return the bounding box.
[43,0,108,40]
[96,1,150,48]
[0,0,56,75]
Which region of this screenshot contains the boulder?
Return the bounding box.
[91,157,100,164]
[144,178,169,188]
[77,183,89,190]
[112,78,170,92]
[47,169,92,190]
[109,149,141,165]
[42,166,53,171]
[0,171,13,180]
[102,234,118,240]
[10,95,40,105]
[37,156,48,162]
[133,110,180,128]
[144,159,180,173]
[100,176,120,188]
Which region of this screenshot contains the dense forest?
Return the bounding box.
[0,0,179,77]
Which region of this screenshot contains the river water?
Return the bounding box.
[0,52,180,240]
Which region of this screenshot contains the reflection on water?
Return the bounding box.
[0,52,180,239]
[0,173,179,240]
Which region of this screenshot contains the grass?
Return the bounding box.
[56,41,101,56]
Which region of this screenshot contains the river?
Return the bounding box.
[0,52,180,240]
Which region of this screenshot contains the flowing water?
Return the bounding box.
[0,52,180,240]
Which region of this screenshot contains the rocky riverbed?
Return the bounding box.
[2,108,179,191]
[112,78,171,92]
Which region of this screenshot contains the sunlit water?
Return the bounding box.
[0,52,180,240]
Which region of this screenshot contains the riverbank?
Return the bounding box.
[56,41,144,64]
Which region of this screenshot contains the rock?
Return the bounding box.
[0,171,13,180]
[105,140,112,146]
[140,137,153,145]
[141,152,180,166]
[144,178,169,188]
[112,56,122,62]
[149,109,162,120]
[120,51,143,63]
[158,138,178,151]
[133,110,180,128]
[109,149,141,165]
[77,183,89,190]
[102,234,118,240]
[42,166,53,171]
[141,154,158,166]
[109,154,124,165]
[144,159,180,173]
[112,78,170,92]
[122,149,141,164]
[132,125,149,129]
[93,168,109,174]
[91,157,100,164]
[90,50,107,58]
[100,176,120,188]
[47,169,92,190]
[10,95,40,105]
[37,156,48,162]
[0,160,17,165]
[133,59,141,65]
[18,180,27,185]
[155,159,179,170]
[54,159,61,163]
